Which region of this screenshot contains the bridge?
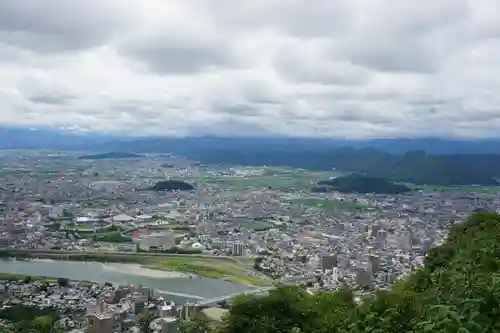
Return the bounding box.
[190,286,275,307]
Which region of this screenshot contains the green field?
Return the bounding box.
[290,198,368,213]
[92,230,131,243]
[64,224,100,231]
[417,185,500,193]
[202,171,342,190]
[150,257,270,286]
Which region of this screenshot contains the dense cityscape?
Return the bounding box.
[0,151,497,333]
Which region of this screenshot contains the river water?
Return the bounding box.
[0,259,250,304]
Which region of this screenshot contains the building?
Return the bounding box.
[87,312,116,333]
[232,242,244,256]
[368,255,381,275]
[112,214,134,223]
[320,254,338,271]
[355,266,373,290]
[159,317,180,333]
[182,302,201,320]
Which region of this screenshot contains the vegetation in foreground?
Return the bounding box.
[182,212,500,333]
[0,305,61,333]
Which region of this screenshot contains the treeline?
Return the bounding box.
[182,212,500,333]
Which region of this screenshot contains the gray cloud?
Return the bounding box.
[0,1,129,53]
[27,94,74,105]
[0,0,500,138]
[119,33,235,74]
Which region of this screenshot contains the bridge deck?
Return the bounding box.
[192,287,274,307]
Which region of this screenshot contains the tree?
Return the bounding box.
[56,278,69,287]
[180,318,214,333]
[32,315,60,333]
[138,312,155,333]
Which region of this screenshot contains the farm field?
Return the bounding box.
[201,170,343,190]
[289,198,369,213]
[417,185,500,193]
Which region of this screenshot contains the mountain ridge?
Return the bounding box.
[2,126,500,154]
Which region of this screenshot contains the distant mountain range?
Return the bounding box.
[78,152,142,160]
[2,126,500,186]
[2,126,500,154]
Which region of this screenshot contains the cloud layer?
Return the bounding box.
[1,0,500,138]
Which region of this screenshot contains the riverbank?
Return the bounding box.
[0,259,250,303]
[0,249,271,286]
[105,263,187,278]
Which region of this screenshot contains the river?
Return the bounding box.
[0,259,251,304]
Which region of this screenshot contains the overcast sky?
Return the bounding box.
[1,0,500,138]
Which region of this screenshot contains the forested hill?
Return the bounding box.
[181,212,500,333]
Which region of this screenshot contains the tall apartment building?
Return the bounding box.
[232,242,244,256]
[320,254,338,271]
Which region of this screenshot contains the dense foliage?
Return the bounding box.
[0,305,59,323]
[184,212,500,333]
[150,180,195,191]
[0,305,60,333]
[316,176,411,194]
